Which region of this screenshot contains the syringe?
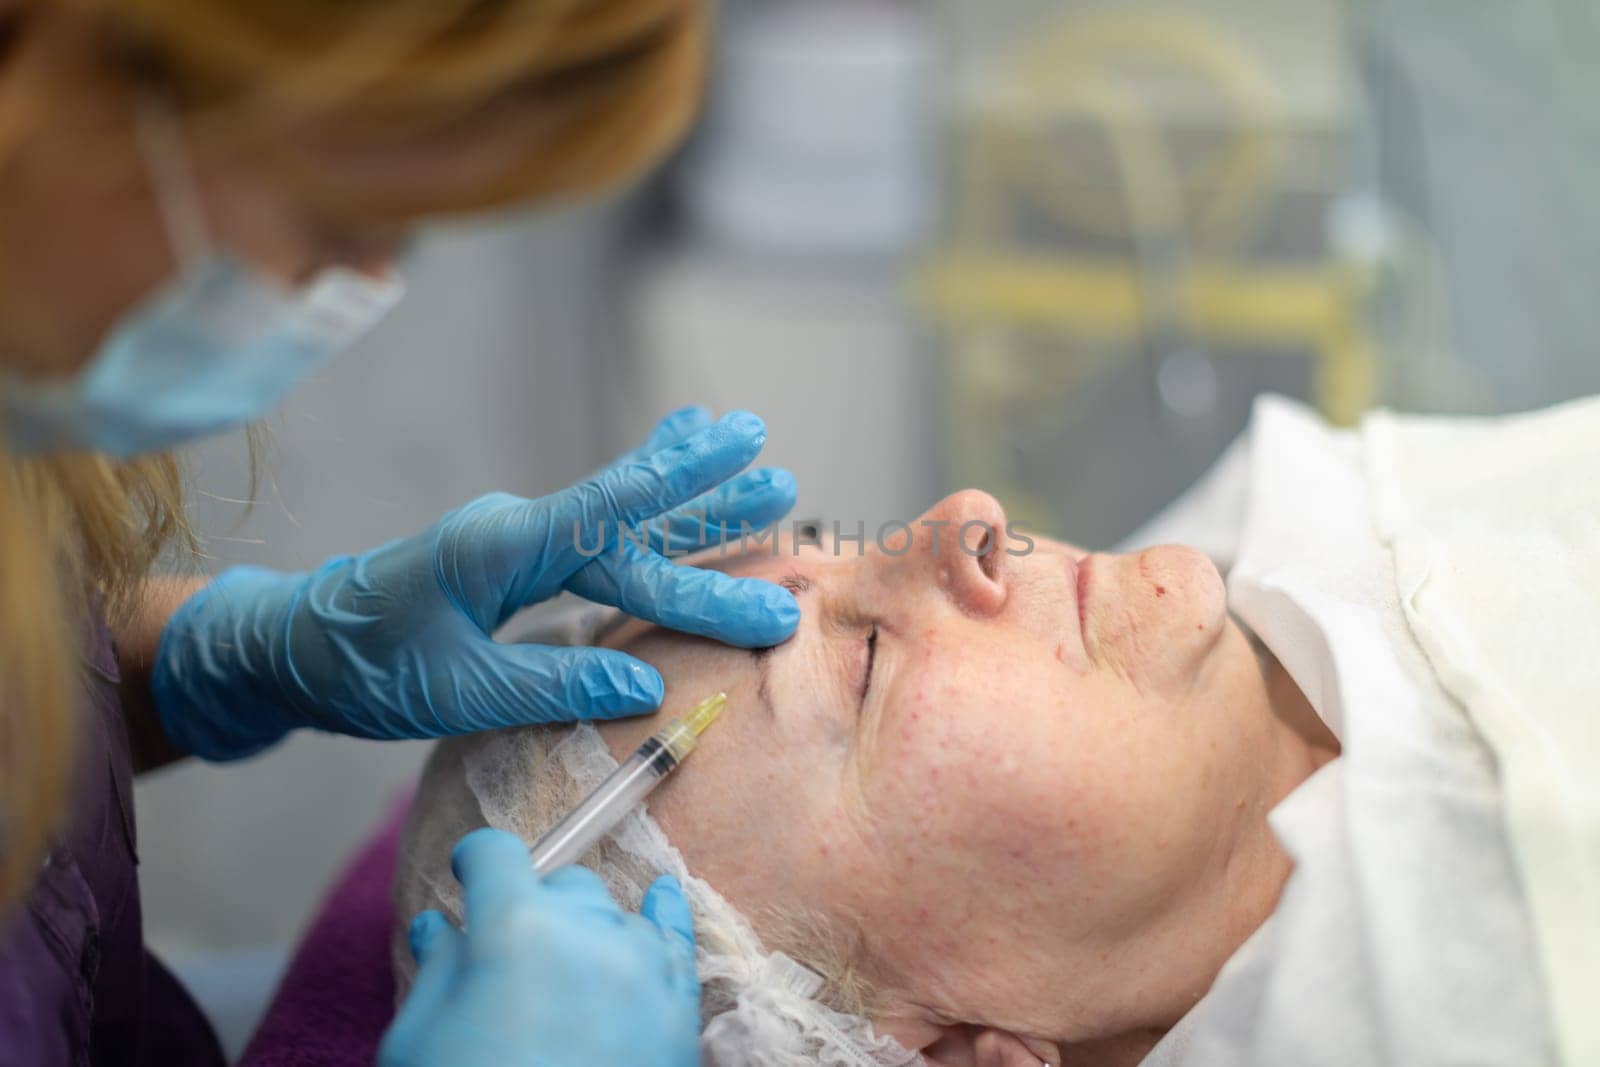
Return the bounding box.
[529,692,727,876]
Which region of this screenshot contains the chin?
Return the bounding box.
[1145,544,1230,644]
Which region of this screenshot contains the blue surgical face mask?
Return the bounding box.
[0,100,404,457]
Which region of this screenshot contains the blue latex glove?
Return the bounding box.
[380,829,701,1067]
[153,409,798,759]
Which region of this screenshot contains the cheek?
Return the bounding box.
[648,717,828,906]
[629,644,857,911]
[878,629,1023,795]
[864,633,1171,900]
[866,633,1107,871]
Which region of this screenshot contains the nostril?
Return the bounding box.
[980,545,1002,584]
[914,490,1010,614]
[961,520,1004,583]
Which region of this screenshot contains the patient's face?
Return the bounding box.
[599,490,1281,1055]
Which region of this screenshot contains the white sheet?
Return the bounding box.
[1128,396,1553,1066]
[1367,396,1600,1065]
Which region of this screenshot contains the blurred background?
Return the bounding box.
[135,0,1600,1054]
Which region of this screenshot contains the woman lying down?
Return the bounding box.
[394,395,1600,1067]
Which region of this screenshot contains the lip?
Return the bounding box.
[1063,553,1090,655]
[1075,554,1092,628]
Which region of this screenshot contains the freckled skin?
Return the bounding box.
[595,490,1335,1064]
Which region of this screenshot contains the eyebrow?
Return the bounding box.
[776,572,814,596]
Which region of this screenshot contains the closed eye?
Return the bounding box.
[860,624,879,707]
[757,569,877,719]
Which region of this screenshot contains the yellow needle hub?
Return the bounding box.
[659,691,727,761]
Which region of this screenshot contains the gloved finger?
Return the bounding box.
[540,865,627,920]
[603,406,714,472]
[384,910,465,1052]
[640,876,695,947]
[644,467,798,555]
[552,410,770,560]
[641,875,700,998]
[470,413,772,621]
[692,466,797,539]
[453,642,664,729]
[408,909,464,967]
[451,828,543,937]
[565,540,799,649]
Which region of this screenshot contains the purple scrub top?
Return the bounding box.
[0,608,224,1066]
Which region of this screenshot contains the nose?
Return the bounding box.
[903,489,1010,617]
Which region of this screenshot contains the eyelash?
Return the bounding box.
[777,572,812,595]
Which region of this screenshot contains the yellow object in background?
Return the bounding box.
[913,4,1377,544]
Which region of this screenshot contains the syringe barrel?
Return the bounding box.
[529,738,675,876]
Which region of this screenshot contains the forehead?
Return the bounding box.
[175,86,566,233]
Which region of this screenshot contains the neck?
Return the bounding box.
[1064,1028,1166,1067]
[1213,642,1338,950]
[1082,637,1338,1061]
[1262,650,1340,778]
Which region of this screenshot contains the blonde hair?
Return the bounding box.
[0,0,708,912]
[0,451,189,909]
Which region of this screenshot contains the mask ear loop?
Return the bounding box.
[134,93,213,274]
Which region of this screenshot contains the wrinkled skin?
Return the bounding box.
[598,490,1338,1067]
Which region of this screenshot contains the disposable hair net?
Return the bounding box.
[393,603,921,1067]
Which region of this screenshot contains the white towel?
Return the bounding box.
[1135,395,1552,1066]
[1367,395,1600,1066]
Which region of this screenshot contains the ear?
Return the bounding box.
[876,1018,1062,1067]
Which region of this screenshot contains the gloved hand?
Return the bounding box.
[153,409,798,759]
[380,829,701,1067]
